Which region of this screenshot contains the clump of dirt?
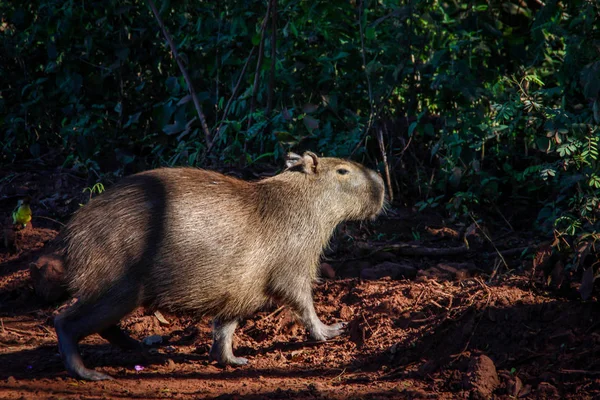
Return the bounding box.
[463,354,500,399]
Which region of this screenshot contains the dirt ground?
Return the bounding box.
[1,168,600,399]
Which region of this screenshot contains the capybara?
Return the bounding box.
[54,151,385,380]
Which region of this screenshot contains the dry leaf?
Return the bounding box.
[303,116,319,132]
[548,260,564,287]
[533,244,553,271]
[154,310,170,325]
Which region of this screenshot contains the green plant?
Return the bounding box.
[81,182,106,205]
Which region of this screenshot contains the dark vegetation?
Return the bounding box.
[2,0,599,219]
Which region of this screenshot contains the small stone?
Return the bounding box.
[164,345,176,353]
[142,334,163,347]
[519,384,532,398]
[506,375,523,397]
[6,376,16,384]
[537,382,559,399]
[463,354,500,400]
[437,262,476,280]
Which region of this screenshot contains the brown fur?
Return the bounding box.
[55,152,385,380]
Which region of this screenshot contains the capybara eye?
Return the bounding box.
[337,168,349,175]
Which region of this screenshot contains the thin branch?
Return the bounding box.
[370,7,409,28]
[386,243,470,256]
[321,95,353,130]
[376,243,531,258]
[376,127,394,202]
[215,10,222,122]
[470,213,508,268]
[560,369,600,376]
[33,215,65,227]
[354,0,376,153]
[266,0,278,118]
[148,0,212,147]
[247,0,273,131]
[207,47,257,155]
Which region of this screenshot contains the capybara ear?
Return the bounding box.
[285,151,319,174]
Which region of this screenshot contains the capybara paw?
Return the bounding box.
[311,321,347,341]
[72,368,114,381]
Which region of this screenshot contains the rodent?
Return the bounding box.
[54,151,385,380]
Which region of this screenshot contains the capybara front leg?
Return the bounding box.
[209,318,248,366]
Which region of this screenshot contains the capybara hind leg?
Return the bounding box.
[55,311,114,381]
[290,290,346,342]
[99,325,141,351]
[54,296,138,380]
[209,318,248,366]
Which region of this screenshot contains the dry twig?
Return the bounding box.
[247,0,273,131]
[148,0,212,146]
[560,369,600,376]
[377,127,394,202]
[209,47,257,155]
[470,213,508,268]
[266,0,277,118]
[351,0,376,155]
[4,326,46,336]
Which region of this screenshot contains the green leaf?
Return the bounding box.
[290,22,298,37]
[408,122,417,137]
[365,27,376,40]
[165,77,180,95]
[123,112,142,129]
[303,116,319,132]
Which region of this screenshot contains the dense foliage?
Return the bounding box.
[1,0,599,253]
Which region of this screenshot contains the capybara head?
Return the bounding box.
[284,151,385,222]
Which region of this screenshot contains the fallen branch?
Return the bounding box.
[148,0,212,146]
[379,243,531,259]
[560,369,600,376]
[384,243,469,256]
[3,326,46,336]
